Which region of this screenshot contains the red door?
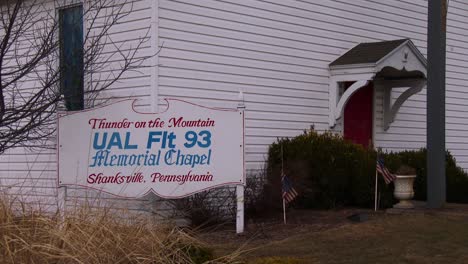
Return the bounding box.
[343,82,373,148]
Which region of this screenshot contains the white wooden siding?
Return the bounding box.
[157,0,468,172]
[0,0,155,212]
[3,0,468,213]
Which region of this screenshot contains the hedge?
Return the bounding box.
[265,131,468,209]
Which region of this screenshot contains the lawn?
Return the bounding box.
[203,209,468,263]
[3,199,468,263]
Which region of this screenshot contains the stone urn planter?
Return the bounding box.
[393,165,417,209]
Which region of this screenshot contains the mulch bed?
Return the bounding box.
[198,208,377,246]
[199,202,468,246]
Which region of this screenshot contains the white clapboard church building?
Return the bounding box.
[1,0,467,216]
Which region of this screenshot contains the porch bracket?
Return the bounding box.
[333,80,370,125]
[383,79,426,131]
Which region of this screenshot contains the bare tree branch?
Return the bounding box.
[0,0,154,153]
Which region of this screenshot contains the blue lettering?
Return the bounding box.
[93,132,107,150]
[147,131,162,149]
[197,130,211,148]
[124,132,138,149]
[107,132,123,149]
[165,149,176,165]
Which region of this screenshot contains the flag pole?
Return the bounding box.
[281,144,286,224]
[378,190,381,209]
[283,198,286,224]
[374,168,378,212]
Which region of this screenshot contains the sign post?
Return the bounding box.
[57,97,68,218]
[236,91,245,234]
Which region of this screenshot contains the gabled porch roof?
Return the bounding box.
[328,39,427,130]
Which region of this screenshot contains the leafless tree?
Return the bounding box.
[0,0,151,154]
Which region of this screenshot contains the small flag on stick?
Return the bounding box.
[282,174,298,204]
[376,157,396,184]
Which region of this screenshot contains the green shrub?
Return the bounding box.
[266,131,468,209]
[385,149,468,203]
[267,131,380,209]
[446,152,468,203]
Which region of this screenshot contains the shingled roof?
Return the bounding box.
[330,39,408,66]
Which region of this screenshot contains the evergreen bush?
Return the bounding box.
[266,131,468,209]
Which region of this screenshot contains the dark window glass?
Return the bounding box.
[59,5,84,111]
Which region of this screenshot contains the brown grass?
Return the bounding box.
[0,198,241,264]
[207,211,468,264]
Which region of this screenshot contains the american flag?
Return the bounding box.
[282,174,298,204]
[376,157,396,184]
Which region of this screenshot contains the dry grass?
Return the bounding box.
[207,211,468,264]
[0,198,241,264]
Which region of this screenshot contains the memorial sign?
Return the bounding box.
[58,99,244,198]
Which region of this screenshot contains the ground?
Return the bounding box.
[200,206,468,263]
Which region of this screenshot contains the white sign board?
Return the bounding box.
[58,99,244,198]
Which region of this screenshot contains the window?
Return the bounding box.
[59,5,84,111]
